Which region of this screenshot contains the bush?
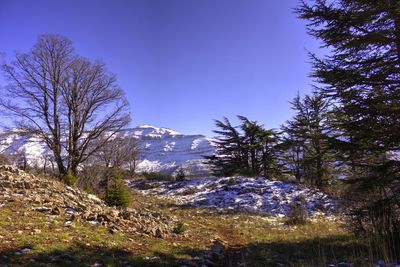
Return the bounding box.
[64,171,77,186]
[173,221,186,235]
[178,187,199,196]
[285,195,308,225]
[105,178,132,208]
[77,164,109,196]
[175,168,186,182]
[83,184,94,194]
[142,172,175,181]
[225,178,237,186]
[0,154,11,165]
[134,180,159,190]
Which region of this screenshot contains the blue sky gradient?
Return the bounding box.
[0,0,323,136]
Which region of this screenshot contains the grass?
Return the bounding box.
[0,190,372,266]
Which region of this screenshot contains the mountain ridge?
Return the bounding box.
[0,125,216,176]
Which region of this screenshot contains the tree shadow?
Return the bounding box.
[157,235,369,267]
[0,235,371,267]
[0,242,184,267]
[175,235,369,267]
[220,235,370,267]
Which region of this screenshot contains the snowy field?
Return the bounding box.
[129,177,335,217]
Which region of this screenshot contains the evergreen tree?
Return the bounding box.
[205,117,245,176]
[282,94,307,183]
[238,116,281,177]
[259,128,282,177]
[206,116,281,177]
[297,0,400,258]
[239,116,262,175]
[175,168,186,182]
[105,168,132,208]
[282,91,333,186]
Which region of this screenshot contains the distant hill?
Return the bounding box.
[0,125,216,176]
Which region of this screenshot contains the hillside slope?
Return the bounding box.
[0,165,174,238]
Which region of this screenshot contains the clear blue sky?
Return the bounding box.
[0,0,322,136]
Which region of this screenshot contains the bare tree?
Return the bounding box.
[40,151,55,174]
[0,34,130,179]
[12,149,28,171]
[98,134,139,173]
[77,134,138,192]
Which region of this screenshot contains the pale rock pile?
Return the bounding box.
[0,165,175,238]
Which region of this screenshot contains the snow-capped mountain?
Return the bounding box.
[0,125,216,176]
[120,125,215,175]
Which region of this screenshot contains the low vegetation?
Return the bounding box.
[105,178,132,208]
[140,172,176,181]
[0,154,10,165]
[64,171,78,186]
[285,196,308,226]
[174,168,186,182]
[173,222,186,235]
[0,188,372,267]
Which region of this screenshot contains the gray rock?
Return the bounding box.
[0,166,174,238]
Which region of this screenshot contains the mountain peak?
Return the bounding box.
[132,125,182,138]
[136,124,158,129]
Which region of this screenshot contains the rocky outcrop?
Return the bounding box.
[0,165,175,238]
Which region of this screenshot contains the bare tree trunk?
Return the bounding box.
[1,34,131,183]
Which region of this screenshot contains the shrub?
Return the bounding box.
[178,187,199,196]
[285,195,308,225]
[79,164,105,186]
[0,154,11,165]
[64,170,77,186]
[134,180,158,190]
[225,178,237,186]
[173,221,186,234]
[142,172,175,181]
[175,168,186,182]
[105,178,132,208]
[83,184,94,194]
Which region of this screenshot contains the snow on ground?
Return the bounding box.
[129,176,335,217]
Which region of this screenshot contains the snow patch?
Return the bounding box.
[130,177,335,216]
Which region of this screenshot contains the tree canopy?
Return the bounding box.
[1,34,131,179]
[297,0,400,259]
[205,116,281,177]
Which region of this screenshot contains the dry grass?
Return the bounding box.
[0,189,371,266]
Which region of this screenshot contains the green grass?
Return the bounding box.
[0,192,372,266]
